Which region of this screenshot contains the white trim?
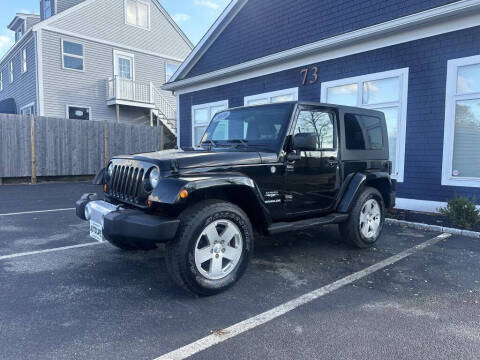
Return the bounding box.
[61,38,85,72]
[321,68,409,183]
[151,1,193,49]
[124,0,151,31]
[395,197,480,213]
[113,49,135,80]
[9,60,14,84]
[442,55,480,188]
[106,99,155,108]
[20,102,36,115]
[42,26,185,63]
[21,48,27,74]
[191,100,229,147]
[36,29,44,116]
[165,0,480,93]
[66,104,92,120]
[0,29,32,65]
[244,87,298,105]
[0,71,3,92]
[33,0,97,29]
[176,94,181,148]
[169,0,243,83]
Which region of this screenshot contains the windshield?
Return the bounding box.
[200,103,295,152]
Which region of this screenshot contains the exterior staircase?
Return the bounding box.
[150,84,177,136]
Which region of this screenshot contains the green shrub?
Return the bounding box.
[439,195,480,229]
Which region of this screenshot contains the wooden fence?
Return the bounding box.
[0,114,165,181]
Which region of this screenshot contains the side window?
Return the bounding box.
[344,114,384,150]
[294,109,334,150]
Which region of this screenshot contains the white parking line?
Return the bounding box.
[0,208,75,217]
[153,233,451,360]
[0,242,104,261]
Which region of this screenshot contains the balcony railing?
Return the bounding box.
[106,76,152,104]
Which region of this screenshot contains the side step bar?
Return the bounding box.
[268,213,349,235]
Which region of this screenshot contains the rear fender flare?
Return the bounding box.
[337,172,393,213]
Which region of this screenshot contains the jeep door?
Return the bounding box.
[284,106,341,215]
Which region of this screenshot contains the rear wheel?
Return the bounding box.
[339,187,385,248]
[165,200,253,296]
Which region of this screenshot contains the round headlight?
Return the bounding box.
[107,163,114,177]
[149,168,160,189]
[84,204,91,220]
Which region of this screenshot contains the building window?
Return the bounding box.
[321,68,409,182]
[166,63,179,82]
[20,103,35,116]
[15,28,23,42]
[22,48,27,73]
[62,40,84,71]
[125,0,150,30]
[44,0,52,19]
[9,61,13,83]
[442,55,480,187]
[67,105,91,120]
[244,87,298,106]
[191,100,228,147]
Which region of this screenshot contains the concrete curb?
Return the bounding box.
[385,218,480,239]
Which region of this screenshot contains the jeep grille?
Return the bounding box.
[108,163,148,205]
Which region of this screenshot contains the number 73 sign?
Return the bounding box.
[300,66,318,85]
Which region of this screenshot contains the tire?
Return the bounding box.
[165,200,254,296]
[339,186,385,249]
[105,238,157,251]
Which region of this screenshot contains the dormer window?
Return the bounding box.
[15,28,23,42]
[44,0,52,19]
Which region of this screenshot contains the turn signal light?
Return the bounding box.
[103,184,107,192]
[147,200,153,207]
[180,189,189,199]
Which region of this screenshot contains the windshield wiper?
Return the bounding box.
[200,139,217,147]
[226,139,249,148]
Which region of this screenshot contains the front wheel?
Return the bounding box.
[339,187,385,248]
[165,200,254,296]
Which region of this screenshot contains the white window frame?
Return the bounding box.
[191,100,229,148]
[66,104,92,120]
[244,87,299,106]
[20,102,35,116]
[442,55,480,187]
[165,62,179,83]
[22,48,27,74]
[0,71,3,91]
[9,61,14,83]
[61,39,85,72]
[321,68,409,182]
[113,50,135,80]
[124,0,151,30]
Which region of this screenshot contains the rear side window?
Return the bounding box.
[344,113,384,150]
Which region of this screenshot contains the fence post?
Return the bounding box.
[104,121,109,166]
[30,115,37,184]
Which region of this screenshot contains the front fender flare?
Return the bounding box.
[149,173,263,205]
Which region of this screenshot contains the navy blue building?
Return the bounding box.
[164,0,480,212]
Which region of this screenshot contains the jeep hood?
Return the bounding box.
[116,149,278,170]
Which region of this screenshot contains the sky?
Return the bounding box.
[0,0,230,57]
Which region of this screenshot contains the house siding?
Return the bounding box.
[179,26,480,204]
[41,29,176,123]
[48,0,191,60]
[186,0,461,78]
[0,34,37,114]
[56,0,87,13]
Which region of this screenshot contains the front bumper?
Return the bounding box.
[76,193,180,244]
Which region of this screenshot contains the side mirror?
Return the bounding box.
[293,133,317,152]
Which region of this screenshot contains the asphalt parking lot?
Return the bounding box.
[1,182,479,360]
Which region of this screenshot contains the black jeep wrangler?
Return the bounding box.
[76,102,396,295]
